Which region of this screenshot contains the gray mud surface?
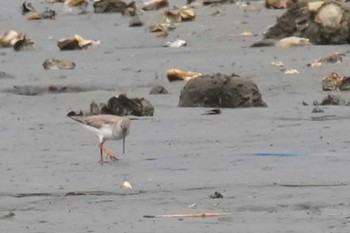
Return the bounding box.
[1,1,350,232]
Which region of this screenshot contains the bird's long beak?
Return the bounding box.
[123,136,126,154]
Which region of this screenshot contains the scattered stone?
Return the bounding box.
[93,0,128,14]
[167,69,202,82]
[13,35,34,51]
[43,58,76,70]
[210,191,223,199]
[129,15,143,27]
[57,35,100,50]
[142,0,169,11]
[320,94,344,106]
[101,94,155,116]
[339,76,350,91]
[179,73,267,108]
[322,72,342,91]
[202,108,221,115]
[21,1,36,14]
[149,85,168,94]
[27,9,56,20]
[148,23,173,37]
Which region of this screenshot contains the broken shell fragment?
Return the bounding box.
[164,7,182,23]
[240,31,254,36]
[271,61,284,67]
[64,0,87,6]
[164,39,186,48]
[142,0,169,11]
[163,6,195,23]
[121,181,132,189]
[307,62,322,67]
[275,36,311,48]
[0,30,25,47]
[57,35,100,50]
[43,58,76,70]
[167,69,202,81]
[179,6,195,21]
[284,69,299,74]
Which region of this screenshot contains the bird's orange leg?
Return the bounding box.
[98,144,104,165]
[99,143,118,162]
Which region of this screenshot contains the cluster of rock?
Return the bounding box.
[264,0,350,45]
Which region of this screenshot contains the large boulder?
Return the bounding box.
[178,73,267,108]
[264,1,350,44]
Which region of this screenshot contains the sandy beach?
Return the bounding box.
[1,0,350,232]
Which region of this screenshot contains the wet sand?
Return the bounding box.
[1,0,350,232]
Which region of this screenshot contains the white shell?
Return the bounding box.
[121,181,132,189]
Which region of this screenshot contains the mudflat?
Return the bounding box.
[1,0,350,232]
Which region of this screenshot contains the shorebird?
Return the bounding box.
[68,114,131,163]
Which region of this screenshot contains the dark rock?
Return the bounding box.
[178,73,267,108]
[149,85,168,94]
[320,95,344,106]
[21,1,35,15]
[210,191,223,199]
[40,9,56,19]
[339,76,350,91]
[57,38,81,50]
[13,36,34,51]
[43,58,75,70]
[101,94,154,116]
[93,0,127,13]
